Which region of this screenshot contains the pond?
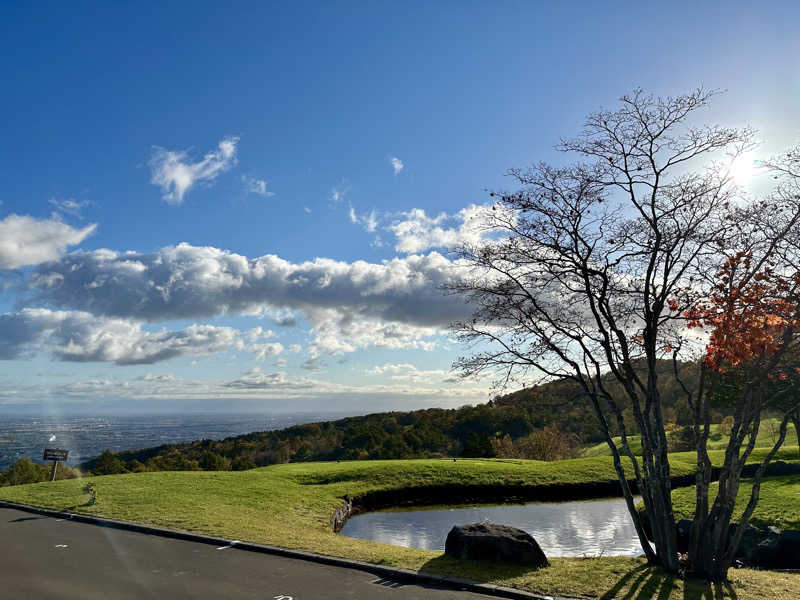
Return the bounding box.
[339,496,643,557]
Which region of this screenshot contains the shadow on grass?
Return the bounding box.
[598,564,669,599]
[682,578,738,600]
[591,567,738,600]
[419,554,543,586]
[419,556,739,600]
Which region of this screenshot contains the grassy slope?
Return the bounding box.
[2,455,799,599]
[582,418,800,458]
[672,475,800,530]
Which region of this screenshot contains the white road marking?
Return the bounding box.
[215,540,240,550]
[54,544,68,548]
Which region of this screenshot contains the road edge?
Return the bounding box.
[0,499,563,600]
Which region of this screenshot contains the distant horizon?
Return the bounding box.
[0,396,483,417]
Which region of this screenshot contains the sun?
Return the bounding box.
[729,152,762,185]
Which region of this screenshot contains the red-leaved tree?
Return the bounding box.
[675,248,800,578]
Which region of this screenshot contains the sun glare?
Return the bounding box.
[730,152,762,185]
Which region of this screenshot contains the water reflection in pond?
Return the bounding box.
[340,496,643,557]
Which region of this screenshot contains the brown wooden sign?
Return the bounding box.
[43,448,69,461]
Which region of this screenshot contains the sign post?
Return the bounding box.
[43,448,69,481]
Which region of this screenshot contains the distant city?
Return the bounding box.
[0,413,350,470]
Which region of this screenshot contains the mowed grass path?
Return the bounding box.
[2,455,799,599]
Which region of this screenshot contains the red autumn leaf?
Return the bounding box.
[684,253,800,370]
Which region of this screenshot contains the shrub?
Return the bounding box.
[0,458,43,486]
[719,416,734,437]
[230,455,256,471]
[92,450,126,475]
[491,426,581,461]
[83,482,97,505]
[199,451,229,471]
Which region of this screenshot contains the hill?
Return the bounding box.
[82,360,706,473]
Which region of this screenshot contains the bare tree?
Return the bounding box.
[449,89,800,580]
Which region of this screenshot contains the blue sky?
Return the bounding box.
[0,1,798,415]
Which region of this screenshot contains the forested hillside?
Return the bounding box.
[81,360,703,473]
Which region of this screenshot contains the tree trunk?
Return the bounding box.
[689,407,791,581]
[792,408,800,459]
[641,367,680,573]
[689,489,739,580]
[646,455,679,572]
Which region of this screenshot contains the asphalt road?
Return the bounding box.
[0,507,504,600]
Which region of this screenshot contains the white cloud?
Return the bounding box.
[150,136,239,205]
[366,363,417,375]
[301,355,321,371]
[390,204,507,254]
[0,308,241,365]
[308,309,437,355]
[242,175,274,197]
[390,156,404,175]
[249,342,284,360]
[23,367,486,403]
[48,198,91,218]
[245,327,276,342]
[366,362,454,384]
[257,307,298,327]
[341,202,510,254]
[330,186,346,204]
[223,367,312,390]
[0,361,489,406]
[0,214,96,269]
[348,204,378,233]
[28,244,470,355]
[304,206,312,214]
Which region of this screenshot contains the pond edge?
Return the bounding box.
[331,461,800,533]
[330,475,692,533]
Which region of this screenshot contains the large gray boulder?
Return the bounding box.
[732,524,781,567]
[731,524,800,569]
[774,530,800,569]
[648,514,800,569]
[445,523,549,567]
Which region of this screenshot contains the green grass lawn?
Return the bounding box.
[671,475,800,530]
[2,455,799,599]
[582,418,800,458]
